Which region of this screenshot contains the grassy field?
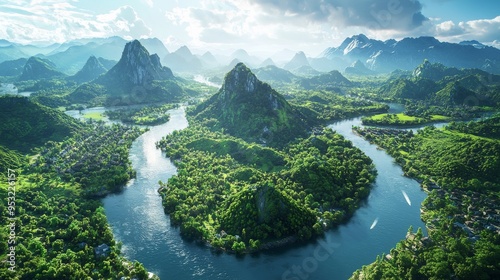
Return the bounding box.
[363,113,450,126]
[83,112,105,120]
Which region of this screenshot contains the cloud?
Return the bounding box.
[0,1,152,44]
[165,0,338,53]
[433,16,500,46]
[248,0,429,30]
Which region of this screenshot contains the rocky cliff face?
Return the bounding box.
[98,40,173,88]
[192,63,310,147]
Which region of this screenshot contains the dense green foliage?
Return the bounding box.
[0,145,25,178]
[351,116,500,279]
[285,90,389,122]
[0,176,152,279]
[0,96,81,153]
[356,126,500,191]
[0,103,154,278]
[447,113,500,139]
[378,61,500,107]
[157,125,375,252]
[30,122,144,196]
[105,103,177,125]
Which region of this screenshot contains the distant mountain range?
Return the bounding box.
[1,34,499,78]
[320,34,500,74]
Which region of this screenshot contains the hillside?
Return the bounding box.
[0,58,27,76]
[19,56,66,81]
[379,61,500,105]
[69,56,108,83]
[253,65,297,84]
[191,63,311,147]
[300,70,352,90]
[0,96,81,152]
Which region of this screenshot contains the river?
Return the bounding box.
[100,105,428,280]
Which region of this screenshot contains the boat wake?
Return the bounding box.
[402,190,412,206]
[370,218,379,230]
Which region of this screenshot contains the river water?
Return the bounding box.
[101,106,428,280]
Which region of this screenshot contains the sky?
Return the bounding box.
[0,0,499,57]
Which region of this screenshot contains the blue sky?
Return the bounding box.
[0,0,498,56]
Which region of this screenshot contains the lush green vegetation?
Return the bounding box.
[285,90,389,122]
[362,113,450,126]
[157,123,376,252]
[0,99,154,278]
[30,121,144,196]
[0,175,153,279]
[351,116,500,279]
[0,96,81,153]
[378,61,500,107]
[447,113,500,139]
[105,103,178,125]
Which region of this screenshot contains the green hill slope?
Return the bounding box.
[0,96,81,152]
[191,62,311,147]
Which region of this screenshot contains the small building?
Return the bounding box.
[95,243,110,257]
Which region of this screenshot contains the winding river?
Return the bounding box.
[101,105,428,280]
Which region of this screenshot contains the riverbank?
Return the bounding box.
[101,106,429,280]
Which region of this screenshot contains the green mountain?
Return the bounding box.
[69,40,182,105]
[191,63,310,147]
[299,70,352,90]
[0,96,81,153]
[379,78,438,100]
[344,60,375,76]
[379,60,500,105]
[0,58,27,76]
[434,81,477,105]
[96,40,174,89]
[412,59,462,81]
[69,56,108,83]
[19,56,66,81]
[253,65,297,84]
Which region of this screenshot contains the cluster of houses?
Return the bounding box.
[32,124,141,177]
[423,184,500,241]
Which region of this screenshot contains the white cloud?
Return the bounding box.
[164,0,337,54]
[433,16,500,45]
[0,1,152,44]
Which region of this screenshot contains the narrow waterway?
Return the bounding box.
[101,106,428,280]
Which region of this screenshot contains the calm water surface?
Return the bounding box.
[102,106,428,280]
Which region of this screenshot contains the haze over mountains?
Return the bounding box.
[1,34,500,84]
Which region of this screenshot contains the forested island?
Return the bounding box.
[156,63,377,252]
